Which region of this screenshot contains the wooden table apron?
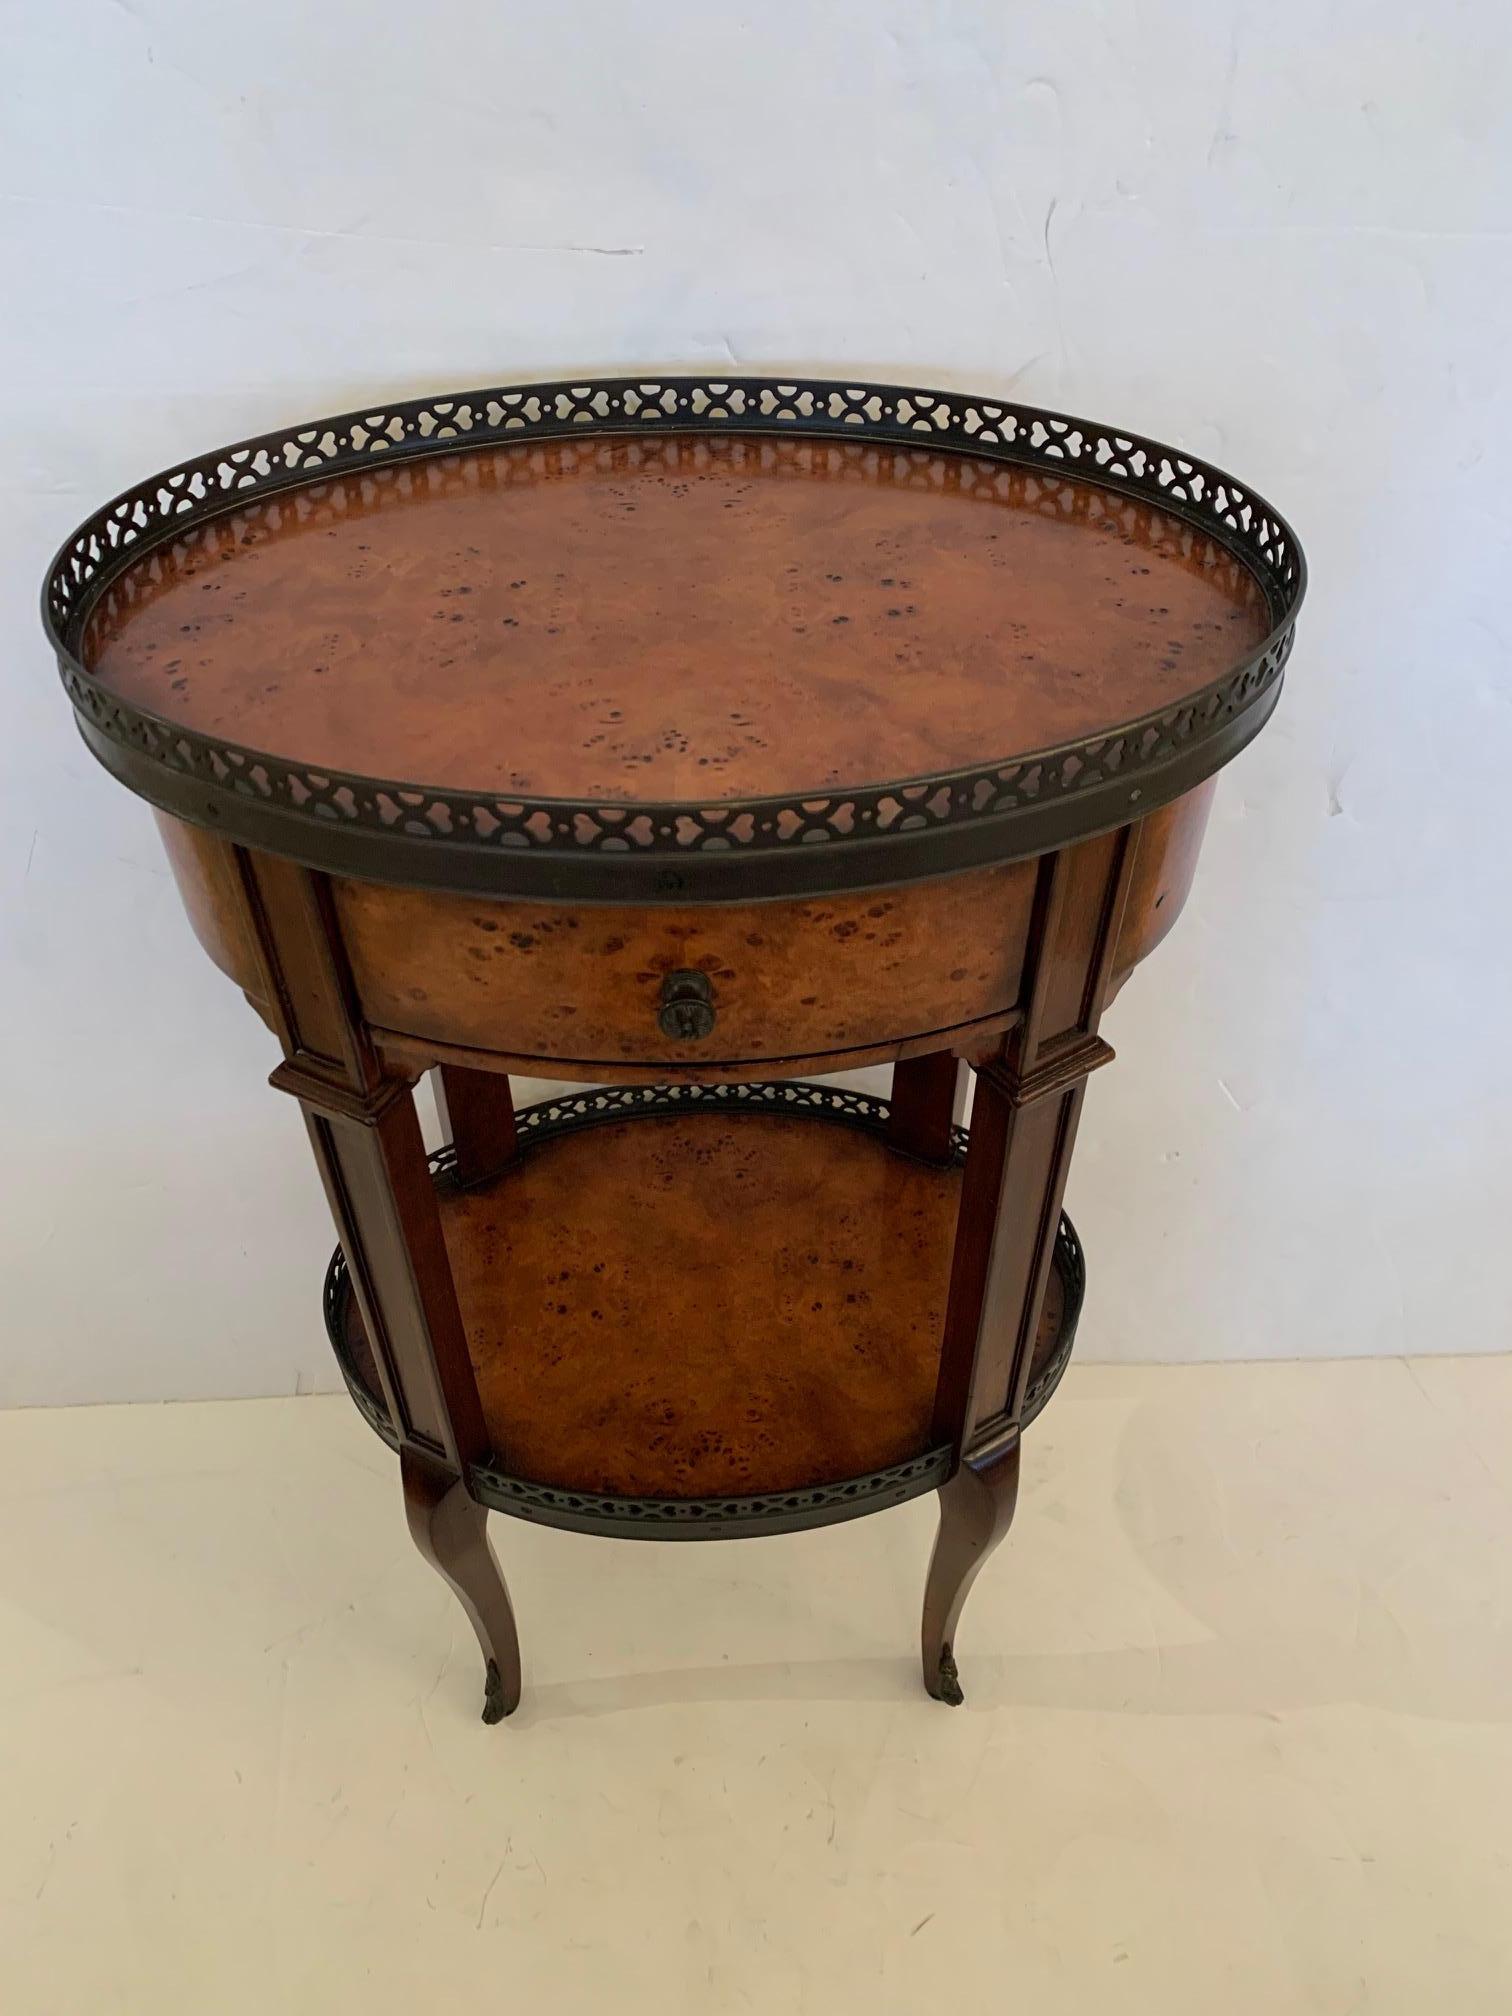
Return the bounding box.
[42,376,1304,1721]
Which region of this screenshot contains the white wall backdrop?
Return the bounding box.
[3,1,1509,1405]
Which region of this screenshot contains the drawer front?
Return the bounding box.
[153,784,1216,1074]
[331,865,1038,1069]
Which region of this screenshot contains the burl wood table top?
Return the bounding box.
[84,434,1269,802]
[48,378,1303,898]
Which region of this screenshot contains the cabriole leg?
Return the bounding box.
[921,828,1141,1705]
[232,848,518,1722]
[921,1433,1020,1704]
[402,1450,522,1723]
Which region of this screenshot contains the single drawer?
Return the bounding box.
[329,865,1039,1069]
[154,784,1215,1078]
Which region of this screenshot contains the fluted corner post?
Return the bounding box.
[921,824,1141,1703]
[232,849,520,1720]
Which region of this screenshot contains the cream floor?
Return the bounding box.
[2,1357,1510,2014]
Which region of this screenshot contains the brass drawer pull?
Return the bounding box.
[658,970,716,1042]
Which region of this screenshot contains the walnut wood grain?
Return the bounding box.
[433,1064,518,1187]
[919,825,1138,1702]
[235,848,514,1719]
[921,1429,1022,1705]
[887,1051,965,1164]
[936,827,1137,1450]
[402,1448,521,1723]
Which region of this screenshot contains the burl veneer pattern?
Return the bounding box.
[331,862,1036,1066]
[155,781,1215,1069]
[341,1111,1065,1499]
[87,434,1270,805]
[1106,776,1216,996]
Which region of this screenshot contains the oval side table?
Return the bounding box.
[43,376,1304,1721]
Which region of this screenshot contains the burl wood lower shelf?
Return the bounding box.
[326,1084,1083,1539]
